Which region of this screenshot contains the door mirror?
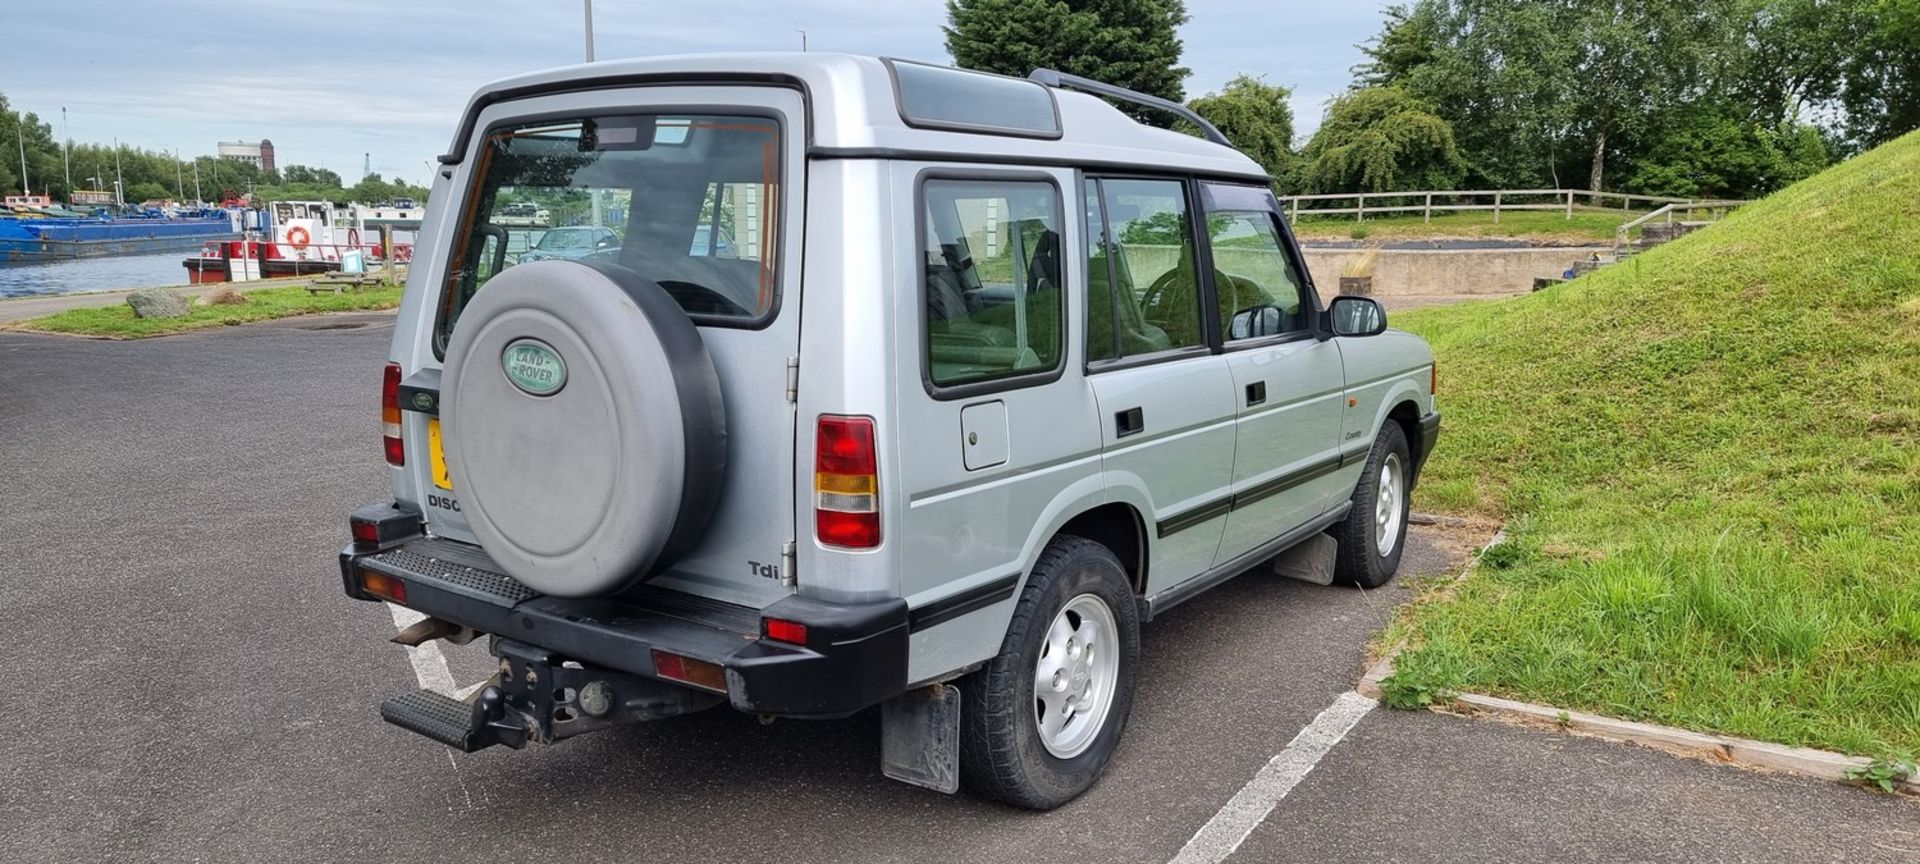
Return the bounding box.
[1228,305,1287,339]
[1325,295,1387,338]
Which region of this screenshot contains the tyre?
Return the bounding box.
[958,535,1140,810]
[440,260,726,597]
[1331,421,1411,589]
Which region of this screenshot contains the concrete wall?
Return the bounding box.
[1117,244,1603,299]
[1300,247,1602,297]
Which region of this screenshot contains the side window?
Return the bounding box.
[1084,178,1203,361]
[691,181,766,261]
[1208,210,1309,340]
[922,178,1065,389]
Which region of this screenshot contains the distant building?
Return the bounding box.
[217,139,277,172]
[5,193,55,208]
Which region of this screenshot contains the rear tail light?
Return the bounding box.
[349,504,423,551]
[360,570,408,604]
[763,617,808,646]
[351,519,381,545]
[650,649,728,692]
[382,363,404,466]
[815,415,880,549]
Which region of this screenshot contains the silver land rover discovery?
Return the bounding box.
[339,53,1440,810]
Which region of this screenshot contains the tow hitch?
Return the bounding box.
[379,639,723,752]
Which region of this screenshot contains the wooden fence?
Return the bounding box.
[1274,189,1751,224]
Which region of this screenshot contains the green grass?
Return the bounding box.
[5,284,404,338]
[1381,130,1920,762]
[1291,208,1648,243]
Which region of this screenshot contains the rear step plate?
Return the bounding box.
[380,689,507,752]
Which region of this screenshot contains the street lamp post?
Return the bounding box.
[583,0,595,62]
[16,122,29,195]
[112,138,123,207]
[61,107,72,196]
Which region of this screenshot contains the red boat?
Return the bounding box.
[181,200,412,283]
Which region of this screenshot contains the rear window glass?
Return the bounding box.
[437,113,781,353]
[889,60,1061,138]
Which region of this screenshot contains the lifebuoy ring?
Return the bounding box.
[286,226,311,249]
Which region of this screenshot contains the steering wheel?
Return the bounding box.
[1139,268,1188,320]
[585,260,748,317]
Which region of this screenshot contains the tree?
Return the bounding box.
[1187,75,1299,189]
[1357,1,1746,192]
[1619,104,1830,197]
[1561,1,1740,194]
[1763,0,1920,150]
[945,0,1190,123]
[282,164,342,187]
[1300,87,1465,193]
[126,181,170,203]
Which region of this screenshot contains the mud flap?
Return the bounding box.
[1273,532,1337,585]
[880,684,961,794]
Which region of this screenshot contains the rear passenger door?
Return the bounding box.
[1205,183,1350,567]
[1083,177,1239,594]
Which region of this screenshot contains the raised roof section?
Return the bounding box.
[443,53,1267,182]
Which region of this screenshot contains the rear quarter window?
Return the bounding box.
[921,177,1066,392]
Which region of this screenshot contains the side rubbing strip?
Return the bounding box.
[909,573,1020,632]
[1158,446,1369,539]
[1157,496,1233,538]
[1231,456,1344,511]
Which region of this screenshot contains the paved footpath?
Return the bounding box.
[0,318,1911,864]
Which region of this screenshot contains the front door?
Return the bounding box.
[1206,184,1348,565]
[1083,177,1238,594]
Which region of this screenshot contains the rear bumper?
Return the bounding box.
[340,532,908,719]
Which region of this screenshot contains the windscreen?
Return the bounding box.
[436,113,782,354]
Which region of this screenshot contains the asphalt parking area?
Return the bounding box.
[2,318,1910,864]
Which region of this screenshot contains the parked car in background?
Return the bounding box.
[520,225,621,261]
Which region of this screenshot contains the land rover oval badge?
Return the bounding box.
[502,338,566,396]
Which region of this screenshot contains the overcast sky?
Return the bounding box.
[3,1,1392,187]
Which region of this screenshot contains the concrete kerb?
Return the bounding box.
[1359,522,1920,799]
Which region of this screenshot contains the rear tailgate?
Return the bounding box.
[391,83,807,610]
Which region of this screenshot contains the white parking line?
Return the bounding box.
[385,602,459,696]
[1169,690,1377,864]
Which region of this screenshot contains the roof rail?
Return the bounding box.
[1028,68,1232,147]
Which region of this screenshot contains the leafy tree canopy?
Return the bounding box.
[945,0,1190,123]
[1187,74,1300,189]
[1300,87,1465,194]
[1348,0,1913,197]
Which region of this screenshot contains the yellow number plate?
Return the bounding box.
[428,418,453,490]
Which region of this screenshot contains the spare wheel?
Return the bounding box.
[440,260,726,597]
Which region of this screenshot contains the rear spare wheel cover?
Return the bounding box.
[440,260,725,596]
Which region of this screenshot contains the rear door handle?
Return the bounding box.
[1246,381,1266,407]
[1115,407,1144,438]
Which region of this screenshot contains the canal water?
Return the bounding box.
[0,252,194,298]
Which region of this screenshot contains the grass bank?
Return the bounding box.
[1292,208,1640,244]
[1383,130,1920,762]
[3,284,403,338]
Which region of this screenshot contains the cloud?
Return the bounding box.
[4,0,1391,179]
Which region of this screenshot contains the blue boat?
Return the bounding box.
[0,211,241,265]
